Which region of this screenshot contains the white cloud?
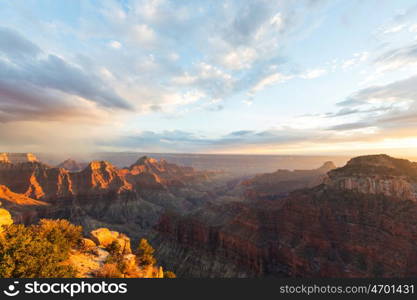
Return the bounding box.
[341,51,369,69]
[383,24,406,34]
[99,67,115,80]
[270,12,284,30]
[173,62,233,85]
[0,0,339,152]
[220,47,257,70]
[168,52,179,61]
[161,90,205,108]
[300,68,327,79]
[373,43,417,72]
[251,73,293,93]
[131,24,156,46]
[109,40,122,49]
[409,23,417,33]
[243,99,253,106]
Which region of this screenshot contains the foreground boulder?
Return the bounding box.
[0,208,12,232]
[90,228,131,254]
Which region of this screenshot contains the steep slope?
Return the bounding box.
[70,161,132,195]
[0,185,48,206]
[0,155,218,240]
[0,161,73,201]
[0,185,49,224]
[242,161,336,199]
[153,154,417,277]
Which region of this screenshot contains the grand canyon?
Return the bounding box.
[1,152,417,278]
[2,0,417,282]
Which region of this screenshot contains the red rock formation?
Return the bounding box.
[70,161,132,195]
[326,154,417,201]
[0,153,38,163]
[57,159,87,172]
[0,161,73,201]
[0,155,216,234]
[0,156,213,202]
[242,161,336,200]
[126,156,211,189]
[0,185,48,206]
[154,155,417,277]
[0,184,49,224]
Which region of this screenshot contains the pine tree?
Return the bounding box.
[136,238,156,266]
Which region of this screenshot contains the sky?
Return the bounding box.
[1,0,417,156]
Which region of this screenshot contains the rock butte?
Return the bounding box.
[0,154,217,237]
[0,153,38,164]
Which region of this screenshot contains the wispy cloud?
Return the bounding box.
[1,0,417,154]
[329,74,417,132]
[373,42,417,72]
[0,27,132,123]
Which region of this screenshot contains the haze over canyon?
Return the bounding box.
[1,152,417,277]
[2,0,417,279]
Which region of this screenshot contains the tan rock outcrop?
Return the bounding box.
[0,153,38,164]
[81,238,96,250]
[90,228,132,254]
[0,208,13,232]
[0,185,48,206]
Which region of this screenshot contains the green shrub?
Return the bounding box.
[164,270,176,278]
[95,263,123,278]
[0,220,81,278]
[105,240,121,256]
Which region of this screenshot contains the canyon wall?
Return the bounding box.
[153,154,417,277]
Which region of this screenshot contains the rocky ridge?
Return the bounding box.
[242,161,336,199]
[153,154,417,277]
[0,155,219,239]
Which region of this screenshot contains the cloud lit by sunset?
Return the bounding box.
[1,0,417,157]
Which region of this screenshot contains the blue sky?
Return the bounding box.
[1,0,417,156]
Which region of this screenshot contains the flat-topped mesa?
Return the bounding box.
[0,153,38,164]
[325,154,417,201]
